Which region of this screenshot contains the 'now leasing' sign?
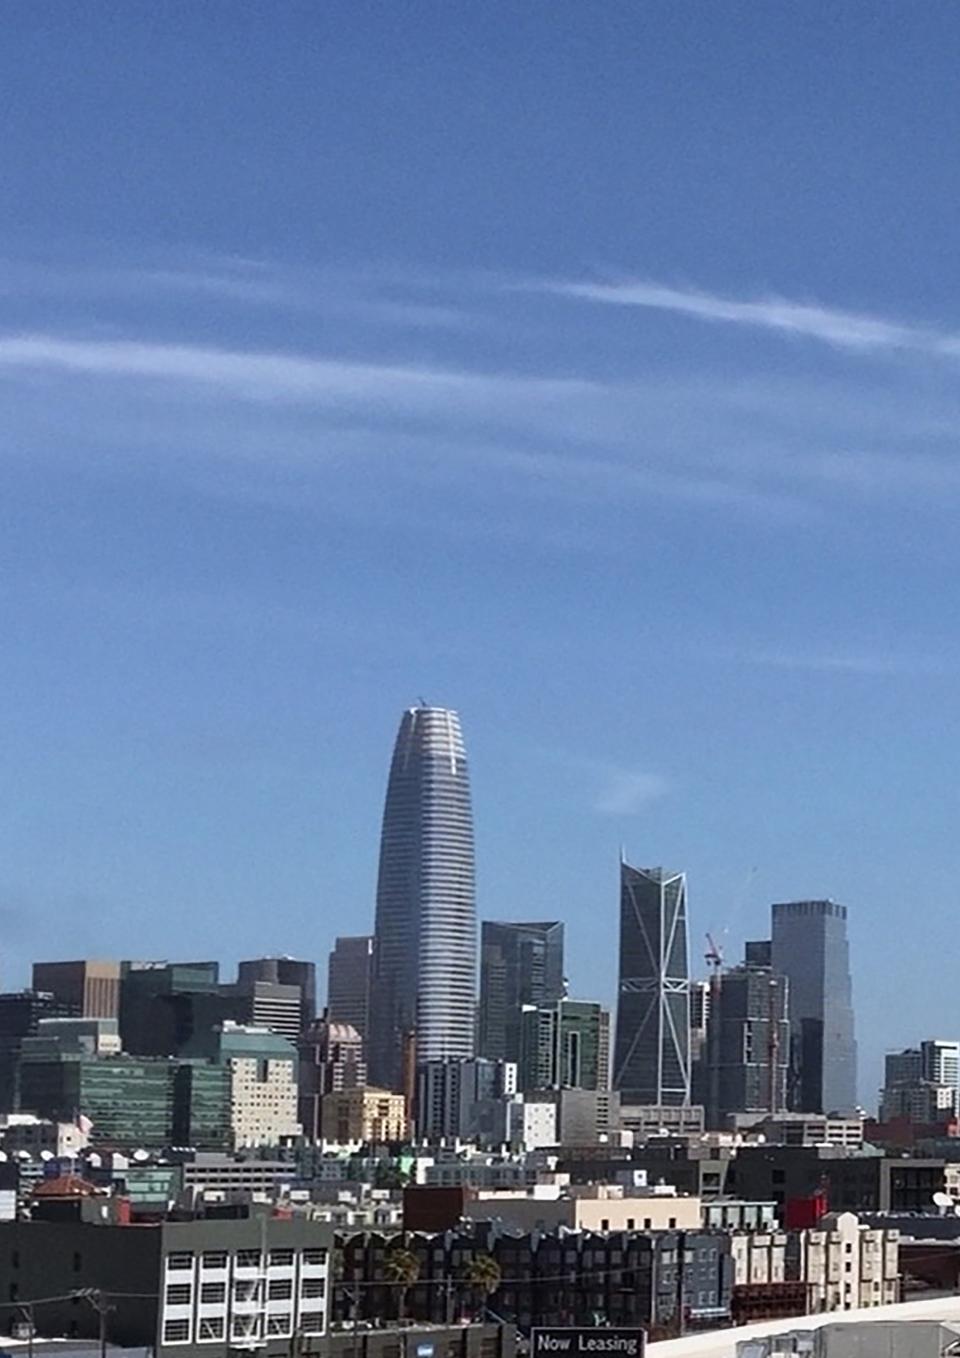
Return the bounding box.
[530,1330,645,1358]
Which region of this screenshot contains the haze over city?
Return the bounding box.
[5,3,960,1108]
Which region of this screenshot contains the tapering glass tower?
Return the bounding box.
[369,706,476,1090]
[613,862,691,1106]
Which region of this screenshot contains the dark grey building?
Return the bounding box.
[518,998,609,1092]
[478,920,564,1063]
[705,955,790,1128]
[237,957,316,1033]
[326,935,374,1043]
[771,900,857,1115]
[369,706,477,1089]
[119,962,240,1057]
[613,862,691,1106]
[0,990,77,1112]
[0,1214,333,1355]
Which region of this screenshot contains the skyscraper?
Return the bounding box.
[369,705,477,1089]
[326,935,374,1044]
[613,862,691,1106]
[32,961,121,1020]
[771,900,857,1115]
[703,954,790,1128]
[236,957,316,1033]
[478,920,564,1063]
[518,998,610,1093]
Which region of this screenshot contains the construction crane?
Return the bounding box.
[704,932,724,975]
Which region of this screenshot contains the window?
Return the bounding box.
[668,1218,677,1229]
[236,1249,261,1269]
[8,1284,17,1303]
[269,1279,293,1301]
[232,1316,259,1340]
[163,1319,190,1344]
[267,1315,292,1336]
[166,1285,192,1306]
[73,1252,82,1273]
[300,1314,325,1334]
[198,1318,224,1341]
[167,1252,194,1271]
[11,1252,19,1270]
[600,1218,610,1231]
[626,1219,635,1231]
[200,1282,226,1305]
[301,1277,325,1298]
[269,1249,294,1267]
[302,1248,328,1267]
[844,1262,852,1273]
[234,1280,260,1303]
[201,1251,227,1270]
[643,1218,652,1230]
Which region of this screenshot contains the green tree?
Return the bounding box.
[458,1253,502,1320]
[383,1247,420,1323]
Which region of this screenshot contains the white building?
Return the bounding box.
[416,1057,517,1141]
[792,1211,899,1312]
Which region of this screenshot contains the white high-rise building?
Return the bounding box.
[369,706,476,1089]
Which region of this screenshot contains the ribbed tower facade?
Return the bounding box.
[613,862,691,1106]
[369,706,476,1090]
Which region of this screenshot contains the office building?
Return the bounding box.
[298,1017,366,1140]
[478,921,564,1063]
[326,935,374,1044]
[704,954,790,1128]
[518,997,609,1093]
[770,901,857,1115]
[230,977,302,1043]
[416,1056,517,1140]
[211,1021,301,1147]
[320,1086,407,1143]
[237,957,316,1032]
[369,706,476,1088]
[0,1215,332,1353]
[0,990,76,1112]
[31,960,121,1019]
[119,961,240,1057]
[881,1038,960,1123]
[613,862,691,1106]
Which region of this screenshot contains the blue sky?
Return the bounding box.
[2,3,960,1101]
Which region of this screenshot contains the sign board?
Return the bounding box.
[530,1329,645,1358]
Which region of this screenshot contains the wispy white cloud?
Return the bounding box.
[593,767,670,815]
[537,277,958,357]
[721,646,953,677]
[0,332,593,409]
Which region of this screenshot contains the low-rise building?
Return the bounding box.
[789,1210,900,1312]
[0,1214,333,1355]
[461,1181,702,1233]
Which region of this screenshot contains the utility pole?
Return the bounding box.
[77,1288,114,1358]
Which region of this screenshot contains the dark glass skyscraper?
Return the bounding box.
[478,920,564,1063]
[771,899,857,1115]
[326,935,374,1044]
[369,706,476,1089]
[613,863,691,1106]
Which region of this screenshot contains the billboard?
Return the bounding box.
[530,1330,645,1358]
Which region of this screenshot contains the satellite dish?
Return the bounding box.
[132,1148,150,1162]
[0,1152,8,1163]
[933,1191,953,1209]
[39,1150,54,1162]
[86,1152,102,1168]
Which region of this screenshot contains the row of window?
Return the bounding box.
[166,1247,328,1271]
[166,1277,325,1307]
[163,1313,326,1345]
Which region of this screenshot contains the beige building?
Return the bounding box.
[218,1022,301,1149]
[794,1211,899,1312]
[730,1229,788,1287]
[462,1183,702,1233]
[320,1087,407,1143]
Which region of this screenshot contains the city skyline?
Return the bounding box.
[6,6,960,1110]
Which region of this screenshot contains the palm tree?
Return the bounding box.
[458,1253,502,1321]
[383,1247,420,1323]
